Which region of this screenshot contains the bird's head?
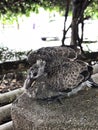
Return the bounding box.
[24,59,46,90]
[28,59,46,79]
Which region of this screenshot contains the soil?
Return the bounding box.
[0,72,26,93]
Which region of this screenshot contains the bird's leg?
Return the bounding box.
[50,93,69,104]
[67,82,87,97]
[63,78,98,97]
[57,97,64,104]
[39,92,68,104]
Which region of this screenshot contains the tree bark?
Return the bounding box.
[0,87,24,106]
[70,0,92,53]
[62,0,71,45]
[0,104,12,125]
[71,0,82,46]
[0,121,13,130]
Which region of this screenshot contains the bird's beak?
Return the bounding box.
[24,78,35,89]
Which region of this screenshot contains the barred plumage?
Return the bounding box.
[24,59,95,100]
[24,46,98,100]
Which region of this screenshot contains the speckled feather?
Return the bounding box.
[25,59,93,99]
[28,46,77,65]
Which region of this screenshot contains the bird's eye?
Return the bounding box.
[33,72,37,77]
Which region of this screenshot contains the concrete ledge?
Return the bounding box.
[11,88,98,130]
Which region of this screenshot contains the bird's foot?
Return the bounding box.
[37,93,68,104]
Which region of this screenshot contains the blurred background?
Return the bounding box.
[0,7,98,52]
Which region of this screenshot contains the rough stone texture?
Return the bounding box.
[11,88,98,130]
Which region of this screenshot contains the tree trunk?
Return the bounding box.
[0,104,12,125]
[0,121,13,130]
[0,87,24,106]
[71,0,84,46]
[70,0,93,53]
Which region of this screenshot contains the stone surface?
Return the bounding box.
[11,88,98,130]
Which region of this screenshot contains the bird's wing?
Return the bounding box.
[27,46,77,65]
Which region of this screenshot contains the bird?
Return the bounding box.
[24,58,98,101]
[27,46,78,64]
[27,46,81,77]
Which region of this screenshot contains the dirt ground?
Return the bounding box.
[0,72,26,93]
